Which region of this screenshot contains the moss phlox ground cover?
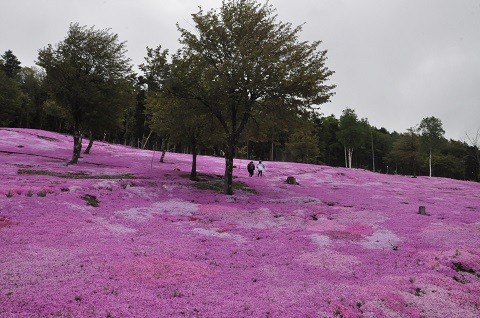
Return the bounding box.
[1,128,479,317]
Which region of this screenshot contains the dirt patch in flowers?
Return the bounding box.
[0,217,12,229]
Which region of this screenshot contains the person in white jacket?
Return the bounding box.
[257,160,265,176]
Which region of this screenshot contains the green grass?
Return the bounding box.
[181,173,257,194]
[17,169,135,180]
[81,194,99,207]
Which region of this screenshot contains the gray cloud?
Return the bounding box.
[1,0,479,140]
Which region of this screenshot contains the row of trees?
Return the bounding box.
[316,109,479,181]
[1,0,479,194]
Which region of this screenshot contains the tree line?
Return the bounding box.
[1,0,479,194]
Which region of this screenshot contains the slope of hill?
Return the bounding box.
[1,128,479,317]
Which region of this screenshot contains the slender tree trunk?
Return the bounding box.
[84,130,94,154]
[371,131,375,172]
[69,131,83,164]
[270,140,274,161]
[159,138,166,163]
[344,146,348,168]
[347,147,353,169]
[429,149,432,177]
[142,130,153,149]
[224,141,235,195]
[190,140,198,181]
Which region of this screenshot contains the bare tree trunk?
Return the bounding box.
[69,131,83,164]
[142,130,153,149]
[224,141,235,195]
[270,140,274,161]
[371,130,375,172]
[345,147,353,168]
[190,139,198,181]
[429,149,432,177]
[348,148,353,169]
[84,130,94,154]
[159,138,167,163]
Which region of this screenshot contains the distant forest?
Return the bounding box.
[1,9,479,185]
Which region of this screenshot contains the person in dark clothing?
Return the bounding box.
[247,161,255,177]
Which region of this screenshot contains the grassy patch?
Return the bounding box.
[37,135,59,142]
[182,173,256,194]
[18,169,135,180]
[81,194,99,207]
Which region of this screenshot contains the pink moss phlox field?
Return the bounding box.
[1,128,480,317]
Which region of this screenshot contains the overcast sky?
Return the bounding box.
[1,0,479,140]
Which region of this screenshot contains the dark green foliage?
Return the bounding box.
[418,116,445,177]
[0,50,22,78]
[37,23,134,164]
[168,0,335,194]
[81,194,99,207]
[17,169,134,179]
[37,190,47,197]
[387,128,421,176]
[0,68,23,126]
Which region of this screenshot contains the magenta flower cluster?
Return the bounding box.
[1,128,479,317]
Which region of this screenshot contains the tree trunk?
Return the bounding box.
[344,146,348,168]
[224,142,235,195]
[190,142,198,181]
[270,140,274,161]
[69,131,83,164]
[159,138,166,163]
[371,131,375,172]
[84,131,94,154]
[349,148,353,168]
[190,137,197,181]
[142,130,153,149]
[347,147,353,169]
[429,149,432,177]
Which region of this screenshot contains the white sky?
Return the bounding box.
[1,0,479,140]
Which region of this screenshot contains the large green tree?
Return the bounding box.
[338,108,368,168]
[314,114,343,166]
[418,116,445,177]
[17,66,48,128]
[0,68,23,126]
[388,128,420,176]
[167,0,335,194]
[37,23,133,164]
[0,50,24,126]
[146,93,221,180]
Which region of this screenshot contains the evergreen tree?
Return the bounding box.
[0,50,22,78]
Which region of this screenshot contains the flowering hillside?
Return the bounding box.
[1,128,479,318]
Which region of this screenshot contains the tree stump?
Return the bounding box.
[418,206,426,215]
[286,176,298,185]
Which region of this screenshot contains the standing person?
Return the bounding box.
[247,161,255,177]
[257,160,265,176]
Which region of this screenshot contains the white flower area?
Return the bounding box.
[115,199,199,222]
[192,228,246,243]
[94,216,137,234]
[309,234,331,247]
[361,229,402,249]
